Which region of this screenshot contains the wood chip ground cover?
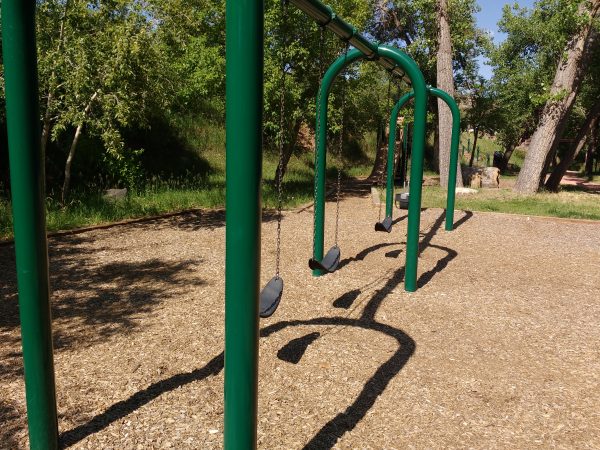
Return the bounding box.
[1,193,599,449]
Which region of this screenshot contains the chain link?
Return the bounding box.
[378,77,392,221]
[334,42,349,247]
[312,26,326,256]
[275,0,288,278]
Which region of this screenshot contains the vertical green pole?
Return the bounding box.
[385,92,414,217]
[402,123,409,184]
[376,46,428,293]
[445,97,460,232]
[224,0,263,447]
[312,49,364,276]
[1,1,58,448]
[385,107,398,218]
[429,88,461,231]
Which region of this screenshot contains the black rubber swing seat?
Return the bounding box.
[259,276,283,318]
[395,192,410,209]
[308,246,341,273]
[374,216,393,233]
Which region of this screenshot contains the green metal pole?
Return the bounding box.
[376,46,428,293]
[384,112,396,218]
[387,88,461,233]
[428,87,460,231]
[312,48,365,276]
[224,0,263,447]
[1,1,58,448]
[402,123,409,184]
[385,92,414,218]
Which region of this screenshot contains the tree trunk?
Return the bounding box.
[585,119,598,178]
[432,112,440,173]
[514,0,600,193]
[468,128,480,167]
[393,124,404,179]
[61,91,99,204]
[539,145,558,189]
[436,0,463,187]
[499,146,515,172]
[545,102,600,191]
[61,123,84,205]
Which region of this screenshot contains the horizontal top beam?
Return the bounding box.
[289,0,411,85]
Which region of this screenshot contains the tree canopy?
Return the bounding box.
[1,0,596,197]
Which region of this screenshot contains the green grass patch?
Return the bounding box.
[422,186,600,221]
[458,133,526,171]
[0,145,373,240]
[4,120,595,240]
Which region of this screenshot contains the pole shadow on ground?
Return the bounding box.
[58,208,472,448]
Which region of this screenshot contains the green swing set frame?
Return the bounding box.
[1,0,461,448]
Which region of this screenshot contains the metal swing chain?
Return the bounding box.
[275,0,289,279]
[378,77,392,221]
[312,26,326,255]
[334,42,350,247]
[390,80,403,197]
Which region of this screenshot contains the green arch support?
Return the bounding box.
[384,87,461,232]
[312,48,366,276]
[312,45,429,293]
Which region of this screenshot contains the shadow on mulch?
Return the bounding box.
[0,399,22,449]
[58,319,415,450]
[277,332,322,364]
[338,242,401,270]
[338,213,411,270]
[58,209,473,449]
[0,234,207,383]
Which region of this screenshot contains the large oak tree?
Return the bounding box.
[514,0,600,193]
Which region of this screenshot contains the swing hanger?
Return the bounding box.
[290,0,411,84]
[259,0,289,318]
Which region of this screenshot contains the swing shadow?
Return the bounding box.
[336,210,413,270]
[261,318,415,450]
[342,208,472,319]
[338,242,400,270]
[59,317,415,449]
[452,210,473,230]
[58,264,418,449]
[58,209,473,448]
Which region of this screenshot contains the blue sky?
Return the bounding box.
[475,0,536,78]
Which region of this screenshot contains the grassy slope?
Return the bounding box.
[459,132,526,170]
[0,126,373,239]
[1,130,598,240]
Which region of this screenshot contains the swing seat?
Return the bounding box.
[259,276,283,318]
[308,246,341,273]
[395,192,410,209]
[374,216,393,233]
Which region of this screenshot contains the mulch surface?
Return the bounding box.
[1,191,600,449]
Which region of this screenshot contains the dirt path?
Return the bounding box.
[1,193,599,449]
[560,170,600,193]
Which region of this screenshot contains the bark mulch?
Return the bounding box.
[1,194,599,449]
